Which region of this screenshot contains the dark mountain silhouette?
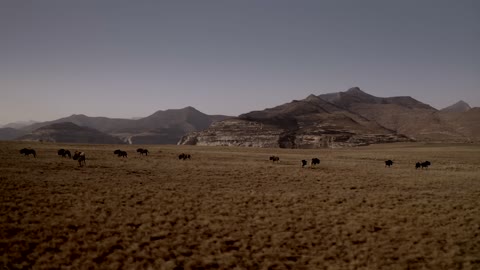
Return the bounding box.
[20,107,230,144]
[18,122,125,144]
[180,87,480,148]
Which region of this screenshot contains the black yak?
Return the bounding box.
[416,161,431,169]
[385,160,393,167]
[73,151,86,167]
[421,161,431,169]
[137,148,149,156]
[269,156,280,162]
[178,153,191,160]
[311,158,320,166]
[301,160,307,167]
[114,150,127,158]
[58,149,71,158]
[20,148,36,158]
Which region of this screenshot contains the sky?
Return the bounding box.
[1,0,479,125]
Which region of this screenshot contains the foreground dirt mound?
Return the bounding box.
[0,142,479,269]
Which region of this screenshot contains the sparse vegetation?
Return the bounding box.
[1,141,479,269]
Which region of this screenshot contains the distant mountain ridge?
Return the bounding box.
[18,122,125,144]
[179,87,479,147]
[2,90,478,146]
[15,107,231,144]
[3,120,38,129]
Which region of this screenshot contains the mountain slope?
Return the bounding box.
[315,87,465,140]
[18,122,125,144]
[0,128,27,141]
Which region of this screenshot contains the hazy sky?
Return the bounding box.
[1,0,479,125]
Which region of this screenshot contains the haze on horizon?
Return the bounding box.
[1,0,479,125]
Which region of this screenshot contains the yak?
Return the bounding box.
[73,151,86,167]
[421,161,431,169]
[20,148,36,158]
[311,158,320,166]
[416,161,431,169]
[178,153,191,160]
[385,160,393,167]
[301,160,307,167]
[137,148,149,156]
[269,156,280,162]
[114,150,127,158]
[58,149,71,158]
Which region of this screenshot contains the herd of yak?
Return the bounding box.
[18,147,193,167]
[19,147,431,169]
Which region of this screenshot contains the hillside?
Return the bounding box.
[18,122,125,144]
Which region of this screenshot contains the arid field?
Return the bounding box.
[1,141,479,269]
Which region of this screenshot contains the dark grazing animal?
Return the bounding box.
[311,158,320,166]
[385,160,393,167]
[114,150,127,158]
[72,151,86,167]
[137,148,149,156]
[301,160,307,167]
[178,153,191,160]
[416,161,431,169]
[269,156,280,162]
[58,149,71,158]
[421,161,431,169]
[20,148,36,158]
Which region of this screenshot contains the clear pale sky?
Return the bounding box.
[1,0,479,125]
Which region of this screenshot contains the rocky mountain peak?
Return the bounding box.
[441,100,471,113]
[345,87,365,94]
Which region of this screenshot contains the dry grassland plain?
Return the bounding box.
[1,141,479,269]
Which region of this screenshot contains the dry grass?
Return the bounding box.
[1,141,479,269]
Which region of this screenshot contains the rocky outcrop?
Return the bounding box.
[179,118,411,149]
[178,119,284,147]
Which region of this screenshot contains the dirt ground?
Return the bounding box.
[1,141,479,269]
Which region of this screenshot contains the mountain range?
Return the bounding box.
[2,107,230,144]
[1,87,479,147]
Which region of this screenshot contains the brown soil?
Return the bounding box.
[1,142,479,269]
